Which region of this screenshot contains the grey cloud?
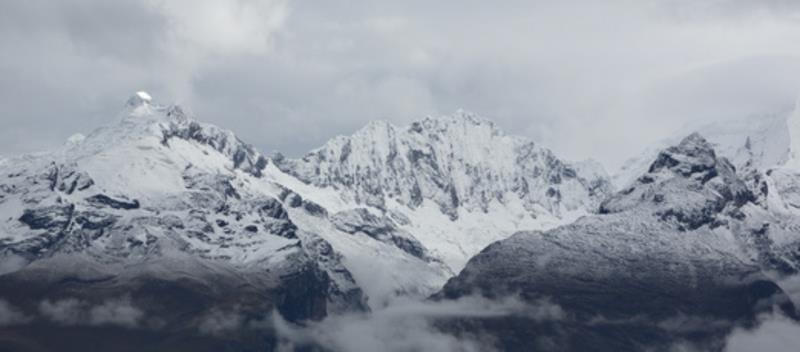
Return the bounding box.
[3,0,800,172]
[274,295,562,352]
[657,0,800,22]
[0,0,167,63]
[39,298,85,325]
[0,299,31,327]
[88,297,144,328]
[0,254,28,276]
[38,297,144,328]
[197,307,247,336]
[725,312,800,352]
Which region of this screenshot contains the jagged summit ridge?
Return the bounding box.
[274,111,613,221]
[614,101,800,217]
[613,110,793,189]
[647,132,719,177]
[601,133,753,230]
[5,93,594,312]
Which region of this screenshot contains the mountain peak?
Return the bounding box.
[125,91,153,107]
[679,131,710,148]
[422,109,495,128]
[602,132,753,228]
[275,111,611,223]
[647,132,716,177]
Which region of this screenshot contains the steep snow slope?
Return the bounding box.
[438,134,800,351]
[272,110,613,273]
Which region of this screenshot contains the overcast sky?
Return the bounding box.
[2,0,800,170]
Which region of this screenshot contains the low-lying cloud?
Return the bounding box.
[0,299,31,327]
[88,297,145,328]
[197,306,248,336]
[4,291,800,351]
[274,295,564,352]
[39,296,144,328]
[0,254,28,276]
[725,311,800,352]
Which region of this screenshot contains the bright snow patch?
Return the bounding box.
[125,91,153,108]
[66,133,86,145]
[135,91,152,101]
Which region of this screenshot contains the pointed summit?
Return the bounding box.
[125,91,152,107]
[602,132,752,223]
[647,132,717,177]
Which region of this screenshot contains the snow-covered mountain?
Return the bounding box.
[613,110,792,189]
[0,93,370,350]
[272,110,613,275]
[3,91,800,351]
[438,133,800,351]
[615,99,800,220]
[0,92,613,346]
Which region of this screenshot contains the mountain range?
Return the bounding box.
[1,92,799,351]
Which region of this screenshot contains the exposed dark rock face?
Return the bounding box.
[331,208,430,260]
[19,205,75,231]
[600,133,754,231]
[301,200,327,217]
[161,110,268,178]
[259,198,289,220]
[86,194,140,210]
[299,234,369,314]
[43,163,95,195]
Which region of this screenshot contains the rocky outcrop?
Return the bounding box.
[161,107,268,178]
[331,208,430,260]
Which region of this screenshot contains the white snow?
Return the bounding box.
[66,133,86,145]
[614,109,793,188]
[785,96,800,168]
[135,91,152,102]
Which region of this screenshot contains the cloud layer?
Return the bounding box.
[39,297,145,328]
[2,0,800,170]
[274,295,563,352]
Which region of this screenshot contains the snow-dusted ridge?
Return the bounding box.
[2,92,800,351]
[438,132,800,351]
[614,98,800,219]
[613,109,793,189]
[275,109,612,221]
[0,93,614,316]
[272,109,614,274]
[0,93,367,336]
